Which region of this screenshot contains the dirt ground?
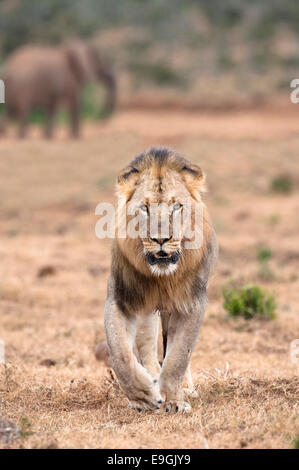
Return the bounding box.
[0,107,298,449]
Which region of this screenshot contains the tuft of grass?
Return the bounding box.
[294,435,299,449]
[223,283,276,320]
[257,246,274,281]
[19,417,34,438]
[271,175,293,194]
[257,247,272,262]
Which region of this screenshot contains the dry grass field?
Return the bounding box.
[0,107,299,449]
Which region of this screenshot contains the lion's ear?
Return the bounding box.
[181,164,206,200]
[116,166,140,200]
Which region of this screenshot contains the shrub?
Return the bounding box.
[257,247,272,263]
[294,435,299,449]
[271,175,293,194]
[223,284,276,320]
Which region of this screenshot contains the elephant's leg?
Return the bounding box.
[0,111,7,136]
[44,104,57,139]
[68,93,80,138]
[159,292,207,413]
[135,313,161,380]
[104,300,162,411]
[18,109,30,139]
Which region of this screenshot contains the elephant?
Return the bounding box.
[0,40,116,138]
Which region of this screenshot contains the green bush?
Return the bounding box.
[271,175,293,194]
[257,247,272,262]
[223,284,276,320]
[294,435,299,449]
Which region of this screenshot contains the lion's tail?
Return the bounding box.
[94,340,111,366]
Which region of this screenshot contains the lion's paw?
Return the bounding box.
[163,400,191,414]
[126,374,163,412]
[129,398,162,412]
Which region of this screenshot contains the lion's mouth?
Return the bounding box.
[146,251,179,266]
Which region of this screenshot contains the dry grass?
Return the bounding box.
[0,108,298,448]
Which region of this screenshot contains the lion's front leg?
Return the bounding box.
[104,300,162,411]
[159,293,207,413]
[135,313,161,379]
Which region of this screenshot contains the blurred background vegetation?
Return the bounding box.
[1,0,298,109]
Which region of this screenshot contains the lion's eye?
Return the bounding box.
[173,203,182,211]
[140,204,148,213]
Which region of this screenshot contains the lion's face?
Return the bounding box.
[129,169,194,276]
[116,148,206,277]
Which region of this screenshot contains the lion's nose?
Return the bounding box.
[151,237,171,246]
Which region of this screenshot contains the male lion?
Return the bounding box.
[104,147,218,413]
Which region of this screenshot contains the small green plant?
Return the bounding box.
[20,417,34,438]
[223,284,276,320]
[294,435,299,449]
[257,247,272,263]
[271,175,293,194]
[257,246,274,281]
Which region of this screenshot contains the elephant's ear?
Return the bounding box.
[64,41,94,84]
